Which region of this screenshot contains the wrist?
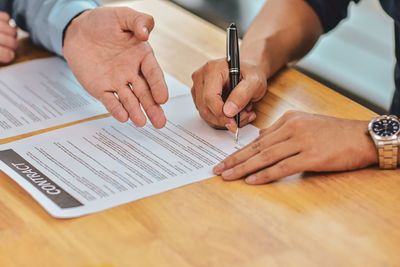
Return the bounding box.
[240,45,271,78]
[362,120,380,166]
[240,36,289,79]
[63,10,91,47]
[62,9,92,58]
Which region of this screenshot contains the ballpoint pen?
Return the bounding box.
[226,23,240,143]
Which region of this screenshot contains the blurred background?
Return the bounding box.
[102,0,395,114]
[102,0,265,35]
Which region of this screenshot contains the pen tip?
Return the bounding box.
[229,22,236,29]
[235,129,239,143]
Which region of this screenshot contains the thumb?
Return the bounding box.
[223,79,264,117]
[118,7,155,41]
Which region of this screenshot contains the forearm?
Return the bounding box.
[240,0,323,78]
[9,0,101,56]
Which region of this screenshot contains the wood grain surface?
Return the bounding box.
[0,1,399,266]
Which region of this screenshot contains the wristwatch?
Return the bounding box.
[368,115,400,169]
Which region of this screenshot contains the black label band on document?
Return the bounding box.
[0,149,83,209]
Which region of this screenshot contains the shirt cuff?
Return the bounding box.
[304,0,352,33]
[48,1,101,56]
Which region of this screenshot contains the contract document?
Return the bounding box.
[0,95,259,218]
[0,57,188,139]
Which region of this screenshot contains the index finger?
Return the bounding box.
[141,52,169,105]
[213,123,291,175]
[202,61,232,124]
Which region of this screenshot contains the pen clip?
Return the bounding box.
[226,27,231,63]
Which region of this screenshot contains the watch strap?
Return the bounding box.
[378,142,398,169]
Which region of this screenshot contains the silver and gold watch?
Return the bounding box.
[368,115,400,169]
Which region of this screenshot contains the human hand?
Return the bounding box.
[0,11,17,63]
[213,111,378,184]
[191,58,268,132]
[63,7,168,128]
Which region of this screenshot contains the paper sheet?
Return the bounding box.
[0,95,259,218]
[0,57,189,139]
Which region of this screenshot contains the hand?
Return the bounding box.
[63,7,168,128]
[191,58,268,132]
[0,11,17,63]
[213,111,378,184]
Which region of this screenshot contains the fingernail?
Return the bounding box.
[249,112,256,122]
[225,123,235,133]
[213,163,225,174]
[245,175,257,184]
[224,102,238,117]
[225,123,236,134]
[221,169,234,180]
[131,114,146,127]
[143,27,149,34]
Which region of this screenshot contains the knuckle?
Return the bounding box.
[255,170,271,183]
[133,13,143,26]
[283,110,298,119]
[259,150,271,162]
[104,98,121,114]
[143,63,159,79]
[140,43,154,55]
[254,134,264,142]
[191,70,199,81]
[286,117,304,130]
[225,155,238,166]
[232,165,243,176]
[250,141,262,153]
[147,15,155,27]
[277,161,290,174]
[150,77,165,91]
[109,103,121,114]
[204,61,213,71]
[204,59,219,71]
[198,108,209,121]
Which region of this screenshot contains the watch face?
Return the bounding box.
[372,119,400,137]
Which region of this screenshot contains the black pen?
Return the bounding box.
[227,23,240,143]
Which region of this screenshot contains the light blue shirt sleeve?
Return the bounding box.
[0,0,102,56]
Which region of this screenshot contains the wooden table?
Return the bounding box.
[1,0,399,266]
